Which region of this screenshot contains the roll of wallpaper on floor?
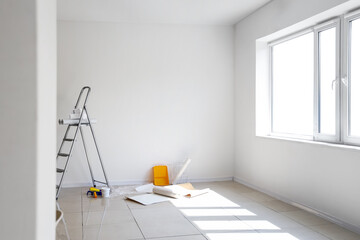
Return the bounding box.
[172,158,191,185]
[153,186,181,198]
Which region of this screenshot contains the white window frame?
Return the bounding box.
[268,14,360,146]
[313,19,341,143]
[342,9,360,145]
[269,29,314,141]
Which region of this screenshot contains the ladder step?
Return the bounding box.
[94,180,107,185]
[63,138,74,142]
[57,168,65,173]
[58,153,70,157]
[56,185,59,189]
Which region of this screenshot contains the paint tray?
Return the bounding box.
[153,165,169,186]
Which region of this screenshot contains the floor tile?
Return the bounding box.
[310,223,360,240]
[57,199,82,213]
[261,199,300,212]
[179,208,256,218]
[282,210,331,226]
[205,232,298,240]
[131,207,200,238]
[170,191,240,208]
[56,220,82,240]
[83,209,133,226]
[83,220,143,240]
[261,226,331,240]
[242,191,275,202]
[148,235,207,240]
[58,187,82,201]
[82,197,129,212]
[62,212,82,229]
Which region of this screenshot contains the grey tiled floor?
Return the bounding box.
[56,181,360,240]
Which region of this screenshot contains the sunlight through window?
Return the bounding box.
[242,220,280,230]
[180,208,256,217]
[206,232,299,240]
[193,220,280,231]
[170,191,239,208]
[194,220,253,231]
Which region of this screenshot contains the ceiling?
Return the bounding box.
[57,0,271,25]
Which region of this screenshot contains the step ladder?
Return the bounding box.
[56,86,109,199]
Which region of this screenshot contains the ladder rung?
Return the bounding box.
[63,138,74,142]
[57,168,65,173]
[94,180,107,185]
[58,153,70,157]
[69,123,90,126]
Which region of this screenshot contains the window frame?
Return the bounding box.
[343,9,360,145]
[313,19,341,143]
[269,28,315,141]
[267,12,360,146]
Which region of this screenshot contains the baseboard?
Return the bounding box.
[61,176,234,188]
[234,177,360,235]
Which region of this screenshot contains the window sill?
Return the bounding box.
[257,134,360,152]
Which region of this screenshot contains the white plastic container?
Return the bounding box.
[102,187,110,198]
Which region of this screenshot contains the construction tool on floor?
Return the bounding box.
[87,187,103,198]
[56,86,109,199]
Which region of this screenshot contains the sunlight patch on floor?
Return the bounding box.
[206,232,299,240]
[180,208,256,217]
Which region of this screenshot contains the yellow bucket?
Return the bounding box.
[153,165,169,186]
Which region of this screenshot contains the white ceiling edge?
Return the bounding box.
[57,0,271,25]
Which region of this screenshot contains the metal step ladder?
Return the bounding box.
[56,86,109,199]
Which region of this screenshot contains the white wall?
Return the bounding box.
[57,21,234,186]
[0,0,57,239]
[235,0,360,230]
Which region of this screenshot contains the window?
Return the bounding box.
[268,9,360,146]
[344,11,360,145]
[314,21,340,143]
[271,32,314,137]
[348,18,360,136]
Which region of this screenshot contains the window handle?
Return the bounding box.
[331,78,339,90]
[341,75,348,86]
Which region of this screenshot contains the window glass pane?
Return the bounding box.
[349,18,360,136]
[272,33,314,136]
[319,27,336,135]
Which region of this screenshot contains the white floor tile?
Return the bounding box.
[310,224,360,240]
[282,210,331,226]
[83,209,133,226]
[56,220,82,240]
[82,197,129,212]
[149,234,207,240]
[131,207,200,238]
[83,220,143,240]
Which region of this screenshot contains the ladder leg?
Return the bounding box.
[56,124,81,199]
[56,125,71,199]
[79,126,96,187]
[56,125,71,158]
[85,107,110,187]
